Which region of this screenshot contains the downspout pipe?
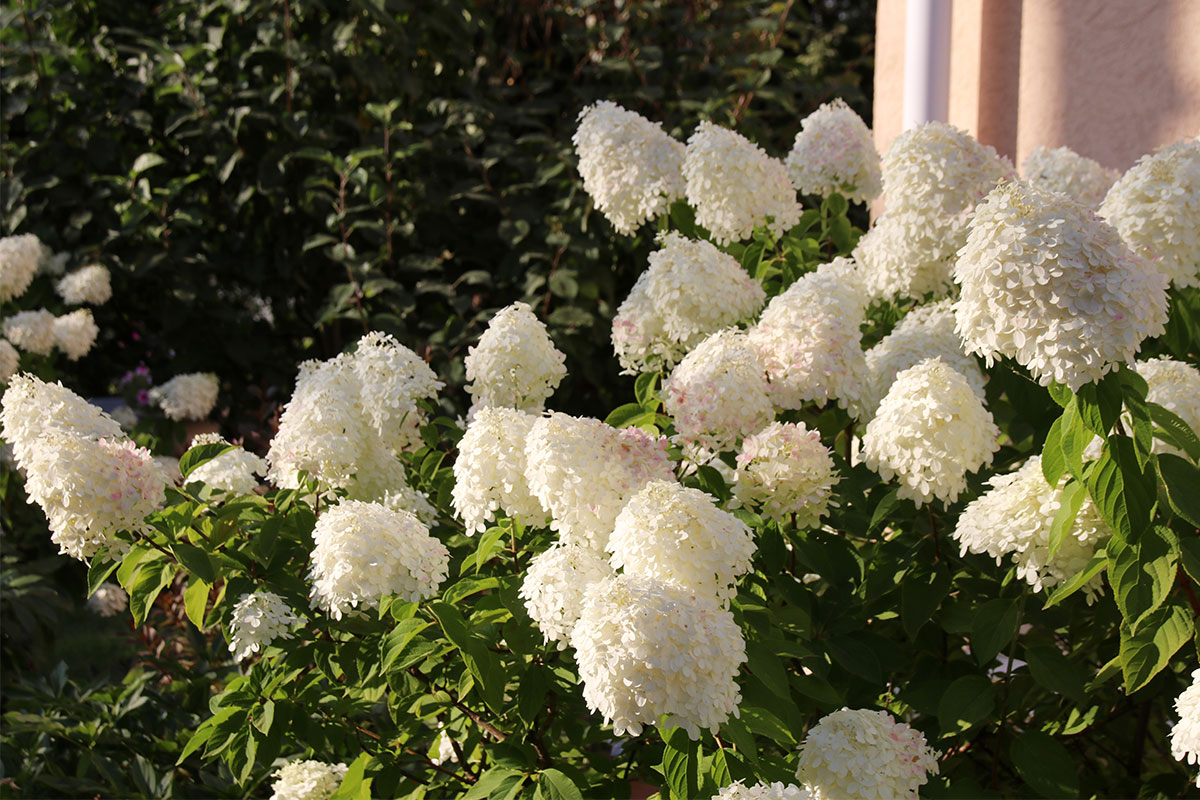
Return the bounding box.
[902,0,952,129]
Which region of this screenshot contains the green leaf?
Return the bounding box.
[901,565,951,638]
[1010,730,1079,798]
[1048,480,1085,559]
[464,768,522,800]
[472,525,507,573]
[696,465,731,503]
[252,700,275,734]
[1119,602,1194,693]
[739,706,795,745]
[179,442,237,479]
[1042,415,1067,486]
[328,753,372,800]
[129,563,175,626]
[1058,402,1090,480]
[1043,549,1107,607]
[867,488,900,535]
[634,371,660,411]
[131,152,167,175]
[970,598,1020,666]
[1047,382,1073,408]
[1180,539,1200,586]
[183,578,210,630]
[536,769,583,800]
[604,403,656,429]
[661,727,699,800]
[1149,402,1200,462]
[937,675,995,735]
[1122,384,1154,467]
[171,541,216,583]
[745,640,790,698]
[1086,438,1155,543]
[429,602,504,715]
[1076,373,1124,437]
[381,619,431,673]
[176,708,232,765]
[87,552,121,597]
[1108,524,1178,632]
[1025,645,1088,705]
[1159,453,1200,527]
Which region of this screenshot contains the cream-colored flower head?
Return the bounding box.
[229,590,300,661]
[1136,357,1200,457]
[716,781,812,800]
[663,328,773,454]
[854,209,971,302]
[0,233,46,302]
[55,264,112,306]
[683,121,802,245]
[3,309,56,356]
[861,357,999,505]
[573,101,686,234]
[308,500,449,620]
[519,543,613,649]
[786,98,881,203]
[1022,145,1119,209]
[0,374,124,469]
[572,573,745,739]
[351,330,443,454]
[0,341,19,384]
[796,708,940,800]
[465,301,566,414]
[1171,669,1200,787]
[53,309,99,361]
[734,422,838,527]
[955,180,1168,391]
[87,583,128,617]
[186,433,267,495]
[882,121,1012,214]
[150,372,219,421]
[269,760,348,800]
[452,406,544,534]
[1100,137,1200,288]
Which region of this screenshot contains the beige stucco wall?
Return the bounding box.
[874,0,1200,173]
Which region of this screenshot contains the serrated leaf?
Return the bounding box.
[1122,384,1153,467]
[1149,402,1200,462]
[429,602,504,714]
[604,403,656,429]
[179,443,237,479]
[381,619,432,673]
[1042,415,1067,486]
[1159,453,1200,527]
[1011,730,1078,798]
[1025,645,1088,705]
[1120,602,1194,693]
[661,727,699,800]
[937,675,994,734]
[129,563,175,626]
[1049,480,1086,560]
[1043,549,1107,607]
[1086,438,1155,544]
[634,371,660,411]
[87,552,120,597]
[171,541,215,583]
[184,578,210,630]
[901,565,951,638]
[1108,524,1178,632]
[1181,539,1200,586]
[867,488,900,535]
[536,769,583,800]
[328,753,372,800]
[745,640,790,698]
[1076,373,1124,437]
[970,598,1019,666]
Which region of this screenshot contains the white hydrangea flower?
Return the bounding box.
[519,543,613,649]
[881,121,1012,215]
[664,329,773,453]
[53,309,98,361]
[953,456,1109,598]
[683,121,803,246]
[186,433,267,495]
[55,264,112,306]
[1137,357,1200,457]
[150,372,219,421]
[0,234,46,302]
[716,781,812,800]
[308,500,449,620]
[524,412,674,551]
[0,340,18,383]
[453,406,544,534]
[110,404,137,429]
[87,583,128,617]
[1022,145,1119,209]
[465,302,566,414]
[796,708,940,800]
[39,250,69,277]
[350,330,443,454]
[785,98,881,203]
[431,728,459,767]
[853,209,971,302]
[0,374,124,469]
[229,591,301,661]
[270,760,348,800]
[3,309,56,356]
[24,433,168,560]
[1170,669,1200,786]
[381,484,438,527]
[572,573,746,739]
[861,299,985,420]
[734,422,838,527]
[611,270,677,375]
[955,180,1169,391]
[573,101,687,235]
[746,258,868,414]
[1100,138,1200,288]
[609,480,755,601]
[861,358,999,505]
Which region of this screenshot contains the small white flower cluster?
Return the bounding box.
[464,302,566,414]
[452,406,544,534]
[55,264,112,306]
[519,542,613,649]
[1100,137,1200,288]
[715,780,811,800]
[853,209,971,302]
[608,480,754,601]
[1022,145,1119,209]
[573,101,687,234]
[269,759,348,800]
[1171,669,1200,787]
[0,234,46,302]
[747,258,868,413]
[955,180,1169,391]
[881,121,1011,215]
[186,433,267,495]
[150,372,219,421]
[3,309,56,356]
[1136,357,1200,458]
[87,582,128,617]
[683,121,802,245]
[431,728,459,766]
[572,573,745,740]
[785,98,881,204]
[611,233,765,374]
[53,309,99,361]
[734,422,838,528]
[663,328,773,454]
[952,456,1109,598]
[861,299,985,420]
[0,340,17,383]
[861,358,999,505]
[228,590,301,661]
[795,708,939,800]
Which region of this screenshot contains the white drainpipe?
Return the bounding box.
[902,0,952,129]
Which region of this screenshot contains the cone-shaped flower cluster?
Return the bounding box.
[1022,145,1118,209]
[464,301,566,414]
[795,708,939,800]
[786,98,881,204]
[734,421,838,527]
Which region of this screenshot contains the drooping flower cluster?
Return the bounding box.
[55,264,112,306]
[452,406,544,533]
[954,180,1169,391]
[663,329,773,454]
[1136,357,1200,457]
[573,101,687,234]
[0,340,19,383]
[747,258,868,413]
[308,500,449,619]
[785,98,881,203]
[0,233,46,302]
[0,374,124,467]
[795,708,940,800]
[682,121,802,245]
[952,456,1110,598]
[1022,145,1119,209]
[853,209,971,301]
[228,590,301,661]
[186,433,267,495]
[519,542,613,649]
[571,573,745,739]
[524,412,674,551]
[1170,669,1200,787]
[269,760,348,800]
[734,422,838,527]
[464,302,566,414]
[1100,137,1200,288]
[3,309,56,355]
[861,299,985,419]
[150,372,219,421]
[87,583,128,617]
[715,781,811,800]
[881,121,1011,215]
[611,233,765,374]
[53,308,99,361]
[608,480,754,601]
[861,358,999,505]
